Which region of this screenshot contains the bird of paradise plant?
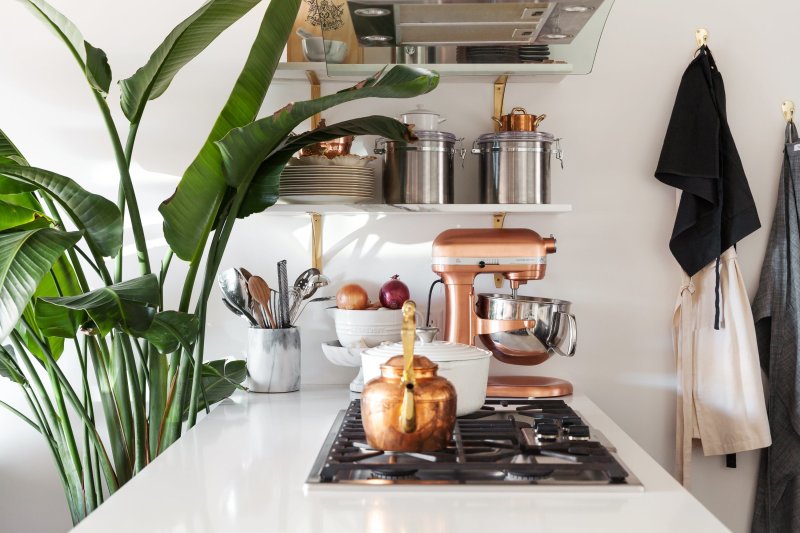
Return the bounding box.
[0,0,438,524]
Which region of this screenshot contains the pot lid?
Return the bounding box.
[381,355,437,369]
[401,104,440,117]
[363,341,491,362]
[413,130,456,142]
[476,131,555,143]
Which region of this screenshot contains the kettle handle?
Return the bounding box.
[399,300,417,433]
[548,312,577,357]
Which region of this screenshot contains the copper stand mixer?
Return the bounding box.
[431,228,576,398]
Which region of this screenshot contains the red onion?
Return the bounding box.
[379,275,410,310]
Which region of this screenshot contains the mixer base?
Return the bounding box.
[486,376,573,398]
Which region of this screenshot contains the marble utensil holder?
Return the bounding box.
[247,327,300,393]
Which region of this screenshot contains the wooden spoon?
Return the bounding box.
[248,276,277,329]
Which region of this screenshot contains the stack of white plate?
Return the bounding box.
[279,165,374,204]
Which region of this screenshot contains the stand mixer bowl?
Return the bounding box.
[475,294,577,365]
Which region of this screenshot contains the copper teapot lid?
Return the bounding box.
[380,355,438,378]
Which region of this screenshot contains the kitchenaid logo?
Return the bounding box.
[432,256,547,265]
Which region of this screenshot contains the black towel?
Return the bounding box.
[655,46,760,277]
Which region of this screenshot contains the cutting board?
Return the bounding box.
[287,0,363,64]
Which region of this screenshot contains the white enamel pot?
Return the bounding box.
[399,105,446,131]
[361,341,491,416]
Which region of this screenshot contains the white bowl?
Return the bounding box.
[328,308,403,348]
[361,341,491,416]
[321,340,365,392]
[301,37,348,63]
[320,339,363,367]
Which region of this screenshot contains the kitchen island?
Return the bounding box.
[71,386,728,533]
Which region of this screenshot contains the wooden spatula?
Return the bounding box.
[248,276,277,329]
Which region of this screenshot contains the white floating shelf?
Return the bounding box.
[272,62,572,82]
[261,203,572,215]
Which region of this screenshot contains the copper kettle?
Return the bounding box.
[361,300,457,452]
[492,107,546,132]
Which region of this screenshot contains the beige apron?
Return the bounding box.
[673,247,771,486]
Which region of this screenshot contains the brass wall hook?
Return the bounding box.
[783,100,795,124]
[694,28,709,56]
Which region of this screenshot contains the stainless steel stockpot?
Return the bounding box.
[375,131,465,204]
[472,131,563,204]
[475,293,576,365]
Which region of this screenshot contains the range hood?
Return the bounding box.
[347,0,606,46]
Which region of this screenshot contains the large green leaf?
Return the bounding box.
[15,255,81,360]
[120,0,263,123]
[18,0,112,95]
[218,66,437,195]
[0,128,29,165]
[0,345,26,384]
[133,311,199,355]
[36,274,159,337]
[0,199,43,231]
[0,228,81,341]
[0,164,122,257]
[239,116,414,218]
[159,0,301,261]
[183,358,246,418]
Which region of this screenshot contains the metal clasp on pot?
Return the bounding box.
[456,138,466,167]
[555,138,564,169]
[374,138,387,155]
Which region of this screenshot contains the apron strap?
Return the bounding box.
[676,272,696,486]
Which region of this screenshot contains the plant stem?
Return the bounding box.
[118,334,146,474]
[11,334,83,520]
[75,337,98,511]
[91,94,150,276]
[186,194,243,427]
[87,337,129,486]
[18,326,120,492]
[159,249,174,312]
[0,399,41,433]
[114,122,140,284]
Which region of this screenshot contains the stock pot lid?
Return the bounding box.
[384,130,456,143]
[401,105,440,117]
[363,341,490,362]
[476,131,555,143]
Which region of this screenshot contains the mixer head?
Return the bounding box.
[431,228,557,283]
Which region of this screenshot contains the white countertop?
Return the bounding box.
[71,386,728,533]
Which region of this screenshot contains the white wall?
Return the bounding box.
[0,0,794,531]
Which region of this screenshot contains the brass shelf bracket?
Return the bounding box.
[306,70,321,129]
[310,212,323,271]
[493,211,507,288]
[493,75,508,133]
[783,100,795,124]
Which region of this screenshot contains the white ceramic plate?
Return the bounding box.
[280,194,373,204]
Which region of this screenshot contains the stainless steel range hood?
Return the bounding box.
[348,0,606,46]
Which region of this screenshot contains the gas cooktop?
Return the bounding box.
[306,399,642,489]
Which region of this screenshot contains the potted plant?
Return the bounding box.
[0,0,438,525]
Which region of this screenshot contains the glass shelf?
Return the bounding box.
[272,61,572,82]
[260,203,572,215]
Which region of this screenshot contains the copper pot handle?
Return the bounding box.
[510,107,528,115]
[533,114,547,128]
[400,300,417,433]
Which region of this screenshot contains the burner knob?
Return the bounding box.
[564,425,590,440]
[536,423,559,440]
[560,416,583,427]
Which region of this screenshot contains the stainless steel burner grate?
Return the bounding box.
[306,399,639,487]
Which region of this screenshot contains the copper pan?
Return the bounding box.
[492,107,546,132]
